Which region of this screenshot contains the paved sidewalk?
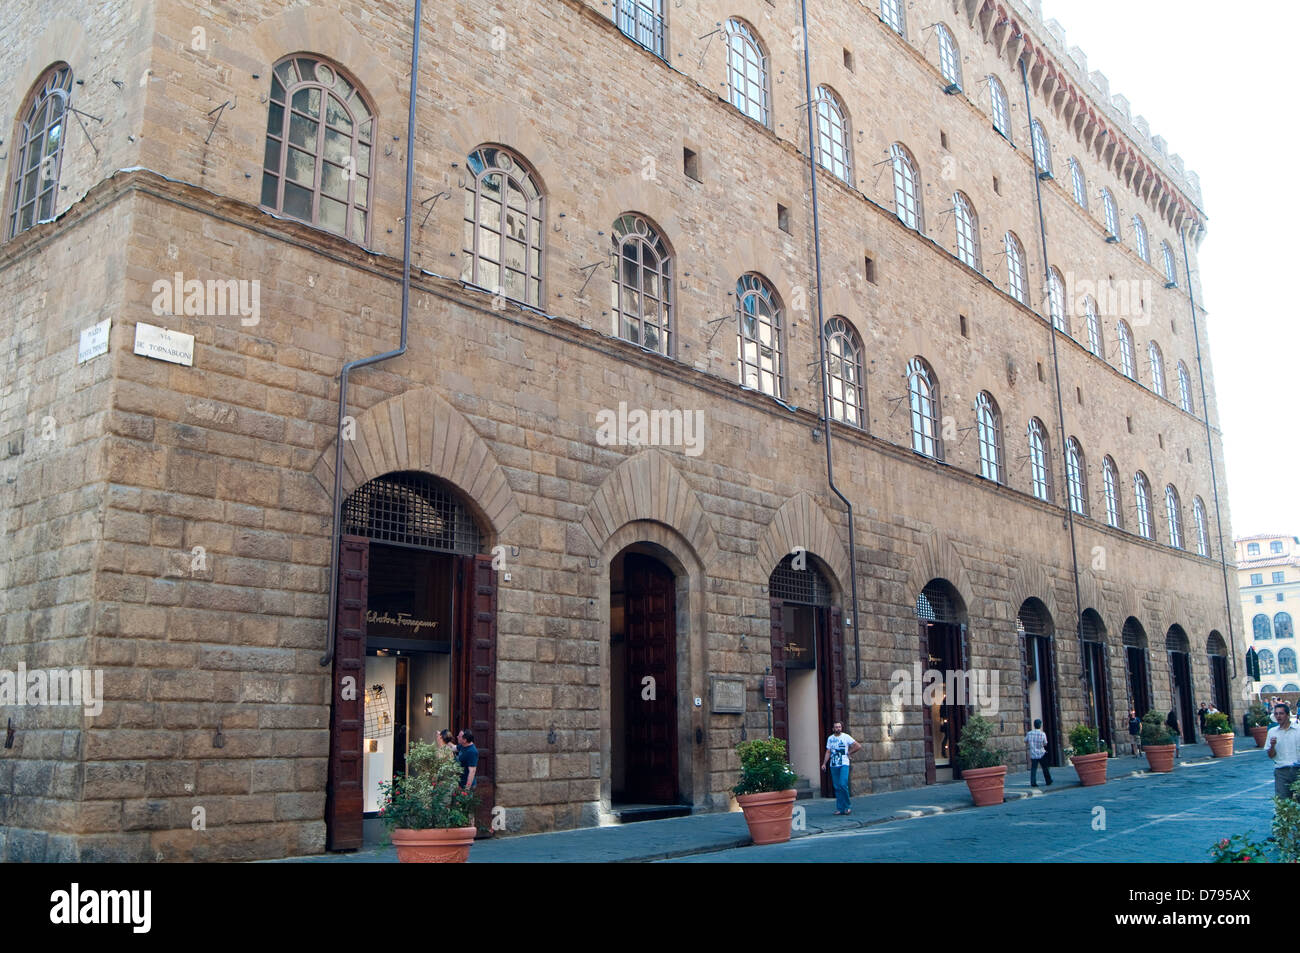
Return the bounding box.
[276,738,1260,862]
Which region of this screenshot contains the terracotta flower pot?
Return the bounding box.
[1207,733,1235,758]
[962,765,1007,806]
[736,789,797,845]
[1144,744,1176,773]
[1070,750,1109,786]
[391,826,478,863]
[1250,725,1269,748]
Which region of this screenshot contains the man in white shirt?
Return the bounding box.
[1267,702,1300,800]
[821,722,862,815]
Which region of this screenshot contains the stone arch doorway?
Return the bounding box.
[1122,617,1153,719]
[916,579,969,783]
[327,470,496,850]
[767,552,845,798]
[1166,625,1196,744]
[1207,632,1231,718]
[1018,599,1061,768]
[1080,609,1115,750]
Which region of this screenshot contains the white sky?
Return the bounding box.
[1043,0,1299,541]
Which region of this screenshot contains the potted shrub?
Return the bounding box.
[732,736,799,845]
[379,740,480,863]
[1067,724,1109,786]
[957,713,1006,806]
[1205,711,1235,757]
[1248,702,1271,748]
[1140,710,1177,773]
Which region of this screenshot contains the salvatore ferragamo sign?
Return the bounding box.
[366,611,439,636]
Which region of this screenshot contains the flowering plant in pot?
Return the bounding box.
[379,740,480,863]
[1204,711,1235,757]
[1248,702,1271,748]
[1139,710,1177,773]
[956,713,1006,806]
[1067,724,1108,786]
[732,737,799,845]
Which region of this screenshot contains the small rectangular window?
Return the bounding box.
[864,255,876,284]
[992,175,1001,195]
[1076,386,1083,405]
[1251,573,1263,586]
[1158,433,1164,449]
[1280,593,1287,602]
[1186,448,1192,463]
[1257,595,1264,604]
[1171,319,1177,334]
[1126,416,1133,434]
[1274,571,1286,584]
[959,314,968,338]
[1036,362,1044,382]
[843,48,855,71]
[940,130,949,150]
[778,203,791,233]
[683,147,701,182]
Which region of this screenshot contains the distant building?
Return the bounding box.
[1237,535,1300,694]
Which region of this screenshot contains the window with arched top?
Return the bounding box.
[1069,158,1088,208]
[610,213,672,355]
[880,0,906,37]
[976,391,1003,483]
[824,317,865,428]
[1281,647,1297,674]
[1067,438,1088,516]
[989,75,1011,141]
[1148,341,1166,398]
[814,86,852,185]
[1028,418,1052,502]
[1193,496,1209,557]
[1161,241,1178,286]
[1031,120,1052,176]
[907,357,942,460]
[1133,214,1150,262]
[1134,471,1154,539]
[1005,231,1027,304]
[891,143,923,231]
[725,19,769,127]
[1118,321,1136,380]
[1278,613,1296,640]
[1101,188,1119,238]
[1260,649,1277,676]
[937,24,962,89]
[1165,484,1183,549]
[1103,456,1122,529]
[953,192,980,271]
[1083,296,1102,358]
[462,146,544,306]
[6,63,74,239]
[261,56,375,244]
[1255,614,1274,640]
[1177,361,1194,413]
[736,274,784,398]
[617,0,666,57]
[1047,267,1067,333]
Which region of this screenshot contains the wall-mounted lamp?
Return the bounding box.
[425,694,434,716]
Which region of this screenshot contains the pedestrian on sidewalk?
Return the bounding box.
[1166,709,1181,756]
[1197,702,1208,735]
[1025,719,1053,787]
[821,722,861,815]
[1127,710,1142,756]
[1268,702,1300,803]
[456,729,479,790]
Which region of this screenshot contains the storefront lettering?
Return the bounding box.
[365,611,439,635]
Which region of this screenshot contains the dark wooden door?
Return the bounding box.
[815,606,847,796]
[1170,652,1196,743]
[1083,641,1113,748]
[770,598,789,744]
[326,535,368,850]
[455,554,497,832]
[1025,635,1062,767]
[1211,655,1231,718]
[623,555,678,803]
[1126,646,1152,719]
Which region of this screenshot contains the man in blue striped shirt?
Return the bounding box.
[1025,719,1053,787]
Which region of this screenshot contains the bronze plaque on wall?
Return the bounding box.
[711,676,746,714]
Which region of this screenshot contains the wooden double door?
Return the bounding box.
[921,621,968,783]
[769,599,846,797]
[620,554,680,804]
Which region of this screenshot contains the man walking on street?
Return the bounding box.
[1267,702,1300,803]
[1166,708,1181,757]
[1026,719,1053,787]
[456,728,479,791]
[1127,710,1142,756]
[821,722,861,815]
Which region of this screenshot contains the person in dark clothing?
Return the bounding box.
[1166,709,1181,756]
[1197,703,1208,735]
[456,729,479,789]
[1128,710,1142,756]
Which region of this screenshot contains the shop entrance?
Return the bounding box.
[1167,626,1196,744]
[916,580,968,783]
[1018,600,1060,767]
[1123,617,1152,718]
[1207,632,1231,718]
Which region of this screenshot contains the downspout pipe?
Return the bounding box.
[1180,229,1238,679]
[799,0,862,688]
[1020,57,1089,719]
[322,0,422,666]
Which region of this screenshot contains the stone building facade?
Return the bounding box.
[1237,534,1300,695]
[0,0,1241,861]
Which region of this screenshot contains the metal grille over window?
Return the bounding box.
[363,684,393,737]
[916,584,958,623]
[769,554,831,606]
[1122,619,1147,649]
[1080,612,1103,643]
[342,471,481,554]
[1017,603,1050,638]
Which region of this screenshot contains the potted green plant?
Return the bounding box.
[379,740,480,863]
[956,713,1006,806]
[1067,724,1108,786]
[732,737,799,845]
[1140,710,1177,773]
[1248,702,1271,748]
[1204,711,1235,757]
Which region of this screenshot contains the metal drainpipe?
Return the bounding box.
[1020,57,1089,719]
[799,0,862,689]
[1179,229,1238,679]
[322,0,422,667]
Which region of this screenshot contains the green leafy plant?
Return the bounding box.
[1271,778,1300,863]
[1067,724,1101,756]
[1204,711,1233,735]
[378,740,479,831]
[956,713,1005,770]
[732,736,798,795]
[1140,710,1175,746]
[1248,702,1271,728]
[1209,832,1273,863]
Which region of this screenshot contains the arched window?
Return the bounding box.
[891,143,923,231]
[725,19,769,126]
[261,56,375,243]
[880,0,906,37]
[1067,438,1088,516]
[1161,241,1178,286]
[1047,267,1067,333]
[6,63,74,239]
[1133,214,1150,262]
[814,86,852,185]
[953,192,980,271]
[1178,361,1194,413]
[462,146,544,306]
[1134,471,1154,539]
[1192,497,1209,556]
[1165,484,1183,549]
[937,24,962,90]
[1281,648,1298,674]
[610,213,672,355]
[1031,120,1052,176]
[1148,341,1166,398]
[617,0,666,57]
[736,274,785,398]
[976,391,1003,483]
[1278,613,1296,640]
[989,75,1011,141]
[1069,157,1088,208]
[1260,649,1277,676]
[1118,321,1136,380]
[1028,418,1052,502]
[1103,456,1122,529]
[1083,296,1103,358]
[1255,614,1274,640]
[1101,188,1119,238]
[908,357,942,460]
[824,317,865,428]
[1005,231,1027,304]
